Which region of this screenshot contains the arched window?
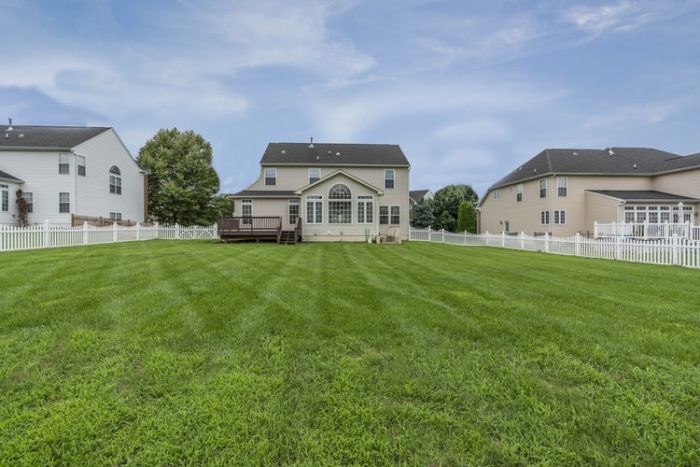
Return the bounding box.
[109,166,122,195]
[328,184,351,223]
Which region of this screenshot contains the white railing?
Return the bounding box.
[0,222,218,253]
[594,222,694,239]
[410,227,700,270]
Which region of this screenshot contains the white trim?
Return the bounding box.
[294,169,384,195]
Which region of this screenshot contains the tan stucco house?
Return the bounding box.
[478,147,700,236]
[229,140,410,242]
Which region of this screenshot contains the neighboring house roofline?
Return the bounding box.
[260,162,410,168]
[294,169,385,195]
[585,190,699,203]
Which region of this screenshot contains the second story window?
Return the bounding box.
[308,168,320,184]
[384,169,395,189]
[59,153,70,174]
[109,166,122,195]
[78,156,86,176]
[264,168,277,186]
[516,184,523,202]
[557,177,568,197]
[494,190,501,200]
[539,179,547,198]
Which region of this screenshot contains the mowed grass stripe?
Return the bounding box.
[0,240,698,465]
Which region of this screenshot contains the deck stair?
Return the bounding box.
[278,230,297,244]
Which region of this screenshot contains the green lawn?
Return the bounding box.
[0,241,698,465]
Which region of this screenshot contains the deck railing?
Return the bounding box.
[217,216,282,234]
[594,222,696,239]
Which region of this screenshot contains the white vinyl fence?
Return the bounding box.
[410,227,700,269]
[0,222,218,253]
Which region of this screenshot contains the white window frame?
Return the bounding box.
[264,167,277,186]
[308,168,320,185]
[328,184,352,224]
[493,190,500,200]
[241,199,253,220]
[109,166,122,195]
[516,184,523,202]
[384,169,395,189]
[379,206,389,225]
[306,195,323,224]
[357,195,374,224]
[109,212,122,221]
[390,205,400,225]
[59,153,70,174]
[0,184,8,212]
[557,177,568,197]
[22,191,33,213]
[77,155,86,176]
[554,210,566,225]
[288,199,300,224]
[59,192,70,213]
[540,210,549,225]
[539,178,547,198]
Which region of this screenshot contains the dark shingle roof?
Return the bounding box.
[588,190,699,202]
[0,169,23,182]
[0,125,110,149]
[490,147,692,189]
[410,189,430,203]
[229,190,297,198]
[261,142,410,166]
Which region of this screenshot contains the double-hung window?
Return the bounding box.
[516,184,523,202]
[0,184,8,212]
[554,210,566,225]
[109,166,122,194]
[306,195,323,224]
[110,212,122,221]
[557,177,568,197]
[59,153,70,174]
[288,199,300,224]
[539,179,547,198]
[390,206,400,224]
[357,196,373,224]
[264,168,277,186]
[540,210,549,225]
[494,190,500,200]
[241,199,253,220]
[328,184,351,224]
[308,168,320,184]
[59,192,70,213]
[22,192,33,213]
[384,169,395,189]
[77,156,86,176]
[379,206,389,225]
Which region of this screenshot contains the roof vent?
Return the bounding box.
[3,132,8,139]
[335,152,341,157]
[308,137,314,149]
[281,149,286,155]
[316,155,320,161]
[608,148,615,157]
[633,163,637,169]
[572,151,578,156]
[327,150,332,155]
[533,168,537,173]
[7,118,13,131]
[18,133,24,138]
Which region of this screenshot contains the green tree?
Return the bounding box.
[411,200,434,228]
[456,200,477,233]
[432,184,479,231]
[137,129,222,226]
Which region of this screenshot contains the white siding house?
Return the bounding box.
[0,123,147,225]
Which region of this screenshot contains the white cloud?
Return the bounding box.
[581,100,684,129]
[434,118,510,142]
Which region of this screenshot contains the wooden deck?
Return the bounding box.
[217,217,302,244]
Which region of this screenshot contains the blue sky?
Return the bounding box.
[2,0,700,196]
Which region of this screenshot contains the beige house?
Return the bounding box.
[228,140,410,242]
[478,147,700,237]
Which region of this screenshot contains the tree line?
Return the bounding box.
[411,184,479,233]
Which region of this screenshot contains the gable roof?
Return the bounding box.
[410,189,430,203]
[0,169,23,183]
[294,169,384,195]
[261,142,410,167]
[0,125,110,150]
[587,190,699,202]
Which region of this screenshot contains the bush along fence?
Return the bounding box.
[410,227,700,269]
[0,222,218,253]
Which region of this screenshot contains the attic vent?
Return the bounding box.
[308,137,314,149]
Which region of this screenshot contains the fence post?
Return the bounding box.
[520,232,525,250]
[575,233,581,257]
[427,225,431,242]
[83,221,89,245]
[112,222,118,243]
[176,223,181,240]
[441,228,445,243]
[464,230,467,246]
[501,231,505,248]
[594,221,598,238]
[615,235,621,260]
[136,222,141,241]
[43,220,50,248]
[485,231,490,247]
[155,222,160,239]
[672,235,679,265]
[544,232,550,253]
